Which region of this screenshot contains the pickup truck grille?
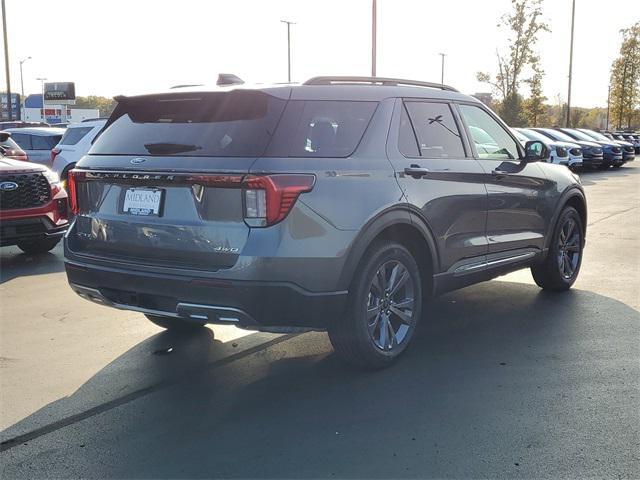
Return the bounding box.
[0,173,51,210]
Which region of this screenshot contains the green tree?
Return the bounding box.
[476,0,550,125]
[609,22,640,130]
[73,96,116,117]
[523,57,547,127]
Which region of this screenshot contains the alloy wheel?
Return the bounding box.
[366,260,416,351]
[557,217,581,279]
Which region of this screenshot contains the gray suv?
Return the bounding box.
[65,76,587,368]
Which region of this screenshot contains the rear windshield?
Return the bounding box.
[91,91,287,157]
[91,93,377,158]
[60,126,93,145]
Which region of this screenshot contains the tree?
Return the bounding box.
[476,0,550,125]
[609,22,640,130]
[73,96,116,117]
[523,57,547,127]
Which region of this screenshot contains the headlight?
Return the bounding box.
[42,170,60,186]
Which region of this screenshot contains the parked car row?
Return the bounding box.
[0,118,107,186]
[510,127,637,170]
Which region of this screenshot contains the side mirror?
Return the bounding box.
[523,140,549,162]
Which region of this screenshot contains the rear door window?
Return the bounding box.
[403,101,465,158]
[60,127,93,145]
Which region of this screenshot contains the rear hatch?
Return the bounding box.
[67,89,290,271]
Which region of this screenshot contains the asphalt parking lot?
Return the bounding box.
[1,164,639,479]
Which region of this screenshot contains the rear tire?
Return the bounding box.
[531,206,584,291]
[145,314,206,331]
[17,237,61,254]
[328,241,422,369]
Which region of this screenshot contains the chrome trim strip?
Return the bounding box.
[454,251,536,276]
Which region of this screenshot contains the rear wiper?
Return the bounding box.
[143,143,203,154]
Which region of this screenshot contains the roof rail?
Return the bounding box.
[303,76,459,92]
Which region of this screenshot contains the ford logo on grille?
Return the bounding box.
[130,157,147,165]
[0,181,19,191]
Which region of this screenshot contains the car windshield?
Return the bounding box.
[539,129,576,142]
[564,129,600,142]
[580,130,609,142]
[517,128,549,143]
[511,129,528,143]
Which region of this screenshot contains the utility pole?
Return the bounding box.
[618,58,628,130]
[371,0,377,77]
[2,0,13,120]
[280,20,295,83]
[19,56,30,97]
[439,53,446,85]
[565,0,576,127]
[606,83,611,131]
[36,77,46,122]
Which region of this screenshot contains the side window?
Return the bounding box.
[288,101,378,158]
[398,103,420,157]
[403,102,465,158]
[459,104,520,160]
[31,135,52,150]
[60,127,93,145]
[10,133,31,150]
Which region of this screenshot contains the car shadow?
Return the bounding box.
[0,243,65,284]
[1,280,639,479]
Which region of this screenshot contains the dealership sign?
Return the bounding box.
[1,93,21,120]
[44,82,76,105]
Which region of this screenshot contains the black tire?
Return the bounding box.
[531,206,584,291]
[597,164,610,170]
[145,314,206,331]
[17,237,61,254]
[613,163,623,169]
[328,240,423,369]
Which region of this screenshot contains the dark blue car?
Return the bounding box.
[556,128,624,168]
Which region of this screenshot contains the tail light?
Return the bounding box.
[50,148,61,164]
[243,175,315,227]
[65,171,315,222]
[67,169,85,214]
[3,149,28,161]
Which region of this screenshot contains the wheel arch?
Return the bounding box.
[544,187,587,250]
[337,207,439,298]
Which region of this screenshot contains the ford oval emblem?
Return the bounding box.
[0,181,19,191]
[130,157,147,165]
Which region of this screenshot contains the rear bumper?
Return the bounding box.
[64,259,347,330]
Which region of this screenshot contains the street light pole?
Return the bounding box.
[36,77,46,122]
[280,20,295,83]
[372,0,377,77]
[439,53,447,85]
[19,56,31,97]
[565,0,576,127]
[606,83,611,131]
[2,0,13,121]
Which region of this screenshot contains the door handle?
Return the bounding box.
[492,169,510,176]
[404,164,430,178]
